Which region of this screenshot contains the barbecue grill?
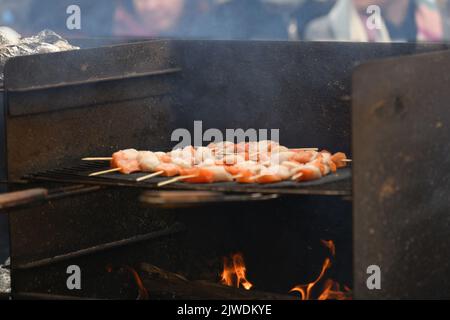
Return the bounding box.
[1,40,449,299]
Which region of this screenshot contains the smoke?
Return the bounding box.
[0,0,338,41]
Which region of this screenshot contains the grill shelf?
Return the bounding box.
[24,162,352,196]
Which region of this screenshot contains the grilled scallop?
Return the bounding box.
[137,151,160,172]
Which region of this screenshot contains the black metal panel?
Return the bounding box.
[4,40,178,91]
[10,194,352,299]
[4,40,182,181]
[175,41,450,153]
[6,69,179,117]
[353,50,450,299]
[8,187,180,268]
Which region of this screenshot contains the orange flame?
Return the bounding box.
[290,257,332,300]
[317,279,351,300]
[321,240,336,257]
[220,253,253,290]
[124,266,149,300]
[290,240,352,300]
[219,241,351,299]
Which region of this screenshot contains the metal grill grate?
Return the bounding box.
[24,162,352,196]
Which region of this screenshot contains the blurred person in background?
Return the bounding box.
[437,0,450,39]
[113,0,211,37]
[204,0,336,40]
[27,0,114,37]
[3,0,340,41]
[0,0,32,34]
[25,0,209,39]
[305,0,444,42]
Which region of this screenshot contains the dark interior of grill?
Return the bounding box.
[2,40,450,300]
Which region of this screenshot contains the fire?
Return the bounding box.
[290,240,352,300]
[219,241,351,299]
[220,253,253,290]
[317,280,352,300]
[321,239,336,257]
[290,257,332,300]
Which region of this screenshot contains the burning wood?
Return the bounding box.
[138,263,295,300]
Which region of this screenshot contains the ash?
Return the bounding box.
[0,258,10,294]
[0,27,79,82]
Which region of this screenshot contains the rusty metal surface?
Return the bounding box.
[353,50,450,299]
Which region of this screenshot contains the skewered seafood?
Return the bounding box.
[87,141,349,185]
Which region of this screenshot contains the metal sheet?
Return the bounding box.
[174,41,449,155]
[353,50,450,299]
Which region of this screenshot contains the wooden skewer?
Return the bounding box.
[232,174,243,179]
[157,174,198,187]
[291,148,319,151]
[82,157,113,161]
[342,159,353,162]
[136,171,164,182]
[89,168,121,176]
[292,172,304,180]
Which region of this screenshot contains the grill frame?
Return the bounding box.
[3,40,450,299]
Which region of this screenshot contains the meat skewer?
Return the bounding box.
[251,164,293,184]
[157,164,236,186]
[331,152,351,167]
[86,144,350,185]
[177,168,216,184]
[137,157,183,182]
[136,171,165,182]
[290,151,349,181]
[223,165,253,182]
[291,164,322,181]
[89,167,122,176]
[154,163,181,177]
[90,149,140,176]
[157,174,199,187]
